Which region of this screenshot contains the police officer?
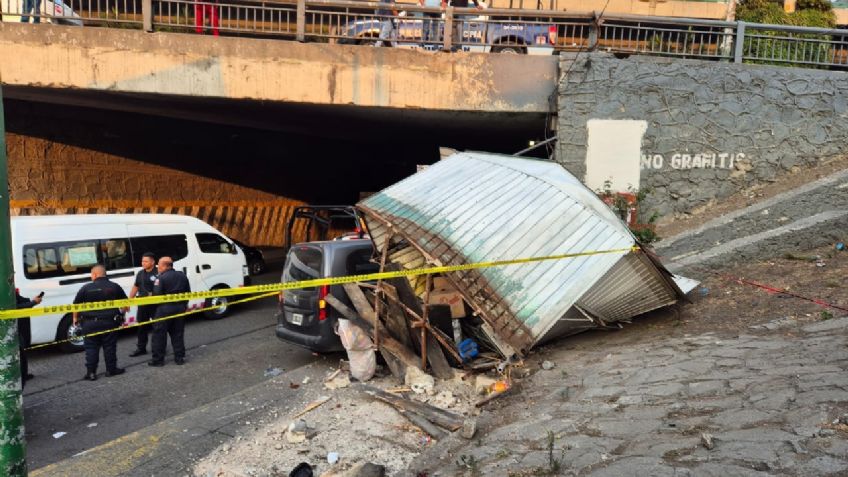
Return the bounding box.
[73,265,127,381]
[149,256,191,367]
[128,252,158,357]
[16,290,43,387]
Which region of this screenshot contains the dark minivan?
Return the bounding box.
[276,239,378,352]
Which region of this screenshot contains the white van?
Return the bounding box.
[11,214,249,352]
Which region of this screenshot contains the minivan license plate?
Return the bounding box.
[291,313,304,326]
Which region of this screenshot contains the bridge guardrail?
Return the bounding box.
[3,0,848,69]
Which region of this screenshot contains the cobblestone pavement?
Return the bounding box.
[412,317,848,476]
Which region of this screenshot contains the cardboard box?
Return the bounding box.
[428,290,465,318]
[433,277,454,291]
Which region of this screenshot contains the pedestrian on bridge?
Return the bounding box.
[194,0,220,36]
[374,0,397,47]
[128,252,158,357]
[148,256,191,367]
[73,265,127,381]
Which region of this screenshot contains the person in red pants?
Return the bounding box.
[194,0,219,36]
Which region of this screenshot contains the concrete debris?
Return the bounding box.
[474,375,497,396]
[325,372,352,390]
[460,418,477,439]
[302,377,311,385]
[52,432,67,439]
[541,360,555,370]
[320,462,386,477]
[404,366,435,395]
[286,420,309,444]
[701,432,714,450]
[430,390,456,409]
[327,452,340,464]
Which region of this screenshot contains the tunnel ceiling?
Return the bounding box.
[3,87,552,204]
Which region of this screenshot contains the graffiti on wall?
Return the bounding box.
[640,153,746,170]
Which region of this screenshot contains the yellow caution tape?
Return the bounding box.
[0,246,639,321]
[25,292,279,351]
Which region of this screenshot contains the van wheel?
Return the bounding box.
[204,287,230,320]
[492,45,526,54]
[57,315,85,353]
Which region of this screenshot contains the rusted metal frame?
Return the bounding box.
[373,233,392,351]
[383,290,463,364]
[364,209,529,351]
[421,274,432,369]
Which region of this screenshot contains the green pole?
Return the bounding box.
[0,86,27,475]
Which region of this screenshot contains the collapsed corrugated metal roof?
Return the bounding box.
[358,152,695,356]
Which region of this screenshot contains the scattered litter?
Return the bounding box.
[286,420,309,444]
[86,423,98,428]
[404,366,435,395]
[474,375,497,395]
[327,452,339,464]
[324,372,351,390]
[293,395,332,419]
[302,377,311,385]
[541,360,555,370]
[699,287,709,297]
[836,242,845,251]
[289,462,313,477]
[701,432,714,450]
[264,367,283,378]
[458,338,479,362]
[431,390,456,409]
[491,380,510,393]
[385,386,412,394]
[52,432,67,439]
[290,382,300,389]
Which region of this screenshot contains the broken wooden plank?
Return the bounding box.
[385,264,454,380]
[380,283,414,349]
[357,384,463,431]
[396,408,448,440]
[293,395,332,418]
[325,293,421,373]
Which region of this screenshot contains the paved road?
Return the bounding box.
[22,265,322,470]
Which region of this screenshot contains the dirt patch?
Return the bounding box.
[656,155,848,241]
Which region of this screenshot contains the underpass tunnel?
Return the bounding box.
[3,93,552,244]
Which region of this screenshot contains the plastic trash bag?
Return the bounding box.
[336,319,376,381]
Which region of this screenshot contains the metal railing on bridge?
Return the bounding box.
[2,0,848,69]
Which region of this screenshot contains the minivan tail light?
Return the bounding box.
[318,285,329,321]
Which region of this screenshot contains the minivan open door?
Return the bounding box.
[283,206,365,252]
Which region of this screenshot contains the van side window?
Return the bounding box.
[130,235,188,263]
[23,240,99,279]
[196,233,234,254]
[346,249,379,275]
[102,238,132,270]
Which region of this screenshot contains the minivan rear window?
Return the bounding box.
[284,247,322,290]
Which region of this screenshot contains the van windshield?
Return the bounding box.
[284,246,322,290]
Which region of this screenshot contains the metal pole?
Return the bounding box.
[0,87,27,476]
[143,0,153,32]
[296,0,306,42]
[733,21,746,63]
[443,6,453,52]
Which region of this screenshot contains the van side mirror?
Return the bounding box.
[230,243,238,254]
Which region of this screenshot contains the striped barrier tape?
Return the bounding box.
[24,292,279,351]
[0,246,640,321]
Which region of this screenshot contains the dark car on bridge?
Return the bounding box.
[276,239,379,352]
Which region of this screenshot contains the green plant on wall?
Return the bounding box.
[596,180,662,245]
[736,0,836,67]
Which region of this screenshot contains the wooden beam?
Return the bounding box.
[325,293,421,373]
[357,384,463,431]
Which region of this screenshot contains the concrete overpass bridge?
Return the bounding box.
[2,5,848,246]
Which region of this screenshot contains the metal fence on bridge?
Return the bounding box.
[2,0,848,68]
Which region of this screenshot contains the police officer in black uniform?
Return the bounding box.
[16,290,43,387]
[128,252,158,357]
[149,256,191,367]
[73,265,127,381]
